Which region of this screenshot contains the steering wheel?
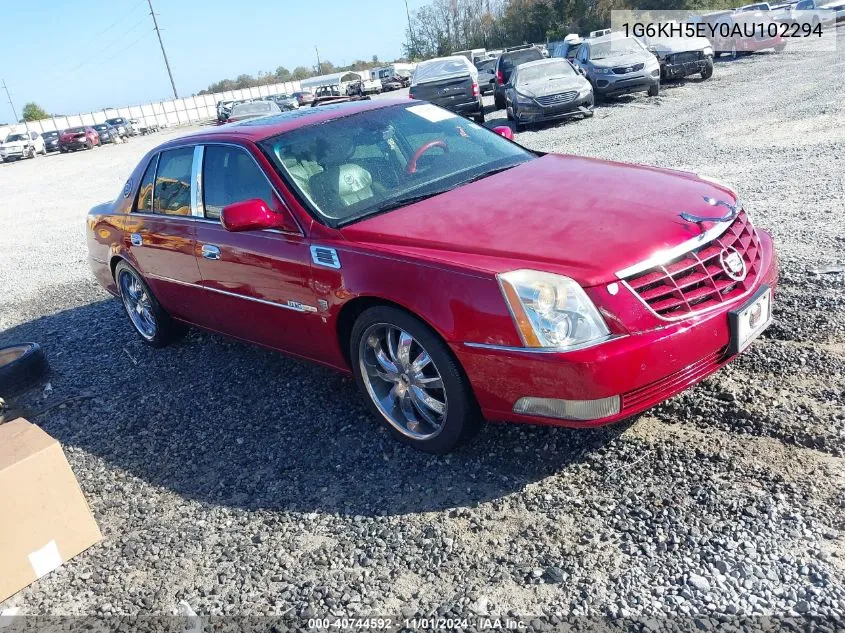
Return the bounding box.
[405,140,449,175]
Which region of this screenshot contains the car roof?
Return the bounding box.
[516,58,570,70]
[586,31,629,43]
[160,98,405,147]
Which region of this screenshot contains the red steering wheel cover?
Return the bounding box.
[406,140,449,174]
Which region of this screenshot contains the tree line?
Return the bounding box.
[197,55,405,95]
[403,0,735,58]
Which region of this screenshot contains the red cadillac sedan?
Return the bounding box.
[87,99,777,453]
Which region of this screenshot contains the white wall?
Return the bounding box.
[0,80,303,140]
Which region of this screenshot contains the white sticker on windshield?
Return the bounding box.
[407,104,457,122]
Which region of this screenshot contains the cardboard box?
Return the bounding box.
[0,418,102,604]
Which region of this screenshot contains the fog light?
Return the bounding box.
[513,395,620,421]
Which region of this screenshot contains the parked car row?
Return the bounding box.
[0,119,152,162]
[409,7,808,133]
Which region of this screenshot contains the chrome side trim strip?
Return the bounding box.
[144,274,318,313]
[191,145,205,218]
[462,334,624,354]
[615,219,734,279]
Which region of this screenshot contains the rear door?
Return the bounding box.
[192,143,327,358]
[125,146,206,323]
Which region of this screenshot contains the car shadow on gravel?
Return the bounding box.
[1,297,632,517]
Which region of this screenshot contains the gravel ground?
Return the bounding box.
[1,33,843,628]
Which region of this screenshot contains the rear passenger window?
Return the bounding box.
[153,147,194,216]
[135,155,158,212]
[202,145,274,220]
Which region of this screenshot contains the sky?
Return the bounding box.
[0,0,427,123]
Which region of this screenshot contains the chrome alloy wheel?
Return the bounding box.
[359,324,448,440]
[118,269,157,340]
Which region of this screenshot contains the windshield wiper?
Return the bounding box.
[341,164,522,225]
[460,163,520,185]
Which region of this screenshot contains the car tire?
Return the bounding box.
[700,59,714,80]
[774,41,787,52]
[114,261,185,348]
[350,306,482,454]
[0,343,49,398]
[647,82,660,97]
[494,92,505,110]
[730,43,739,59]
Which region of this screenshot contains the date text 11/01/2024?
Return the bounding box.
[308,617,527,630]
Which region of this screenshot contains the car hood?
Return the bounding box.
[515,75,588,97]
[340,154,738,287]
[591,53,650,68]
[1,141,27,149]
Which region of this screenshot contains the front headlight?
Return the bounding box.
[595,67,612,75]
[703,46,713,56]
[514,91,534,105]
[498,270,610,349]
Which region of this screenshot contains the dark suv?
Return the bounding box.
[493,46,545,109]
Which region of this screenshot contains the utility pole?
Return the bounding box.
[147,0,178,98]
[2,79,18,123]
[404,0,417,58]
[315,46,322,75]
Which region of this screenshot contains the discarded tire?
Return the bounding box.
[0,343,49,397]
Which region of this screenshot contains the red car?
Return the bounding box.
[708,13,787,58]
[59,126,101,152]
[86,99,778,453]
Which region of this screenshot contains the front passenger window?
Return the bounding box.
[153,147,194,216]
[202,145,274,220]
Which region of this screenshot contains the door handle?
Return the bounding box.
[130,233,143,246]
[201,244,221,260]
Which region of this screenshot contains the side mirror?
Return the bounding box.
[221,198,295,232]
[492,126,514,140]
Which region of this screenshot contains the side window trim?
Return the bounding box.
[191,145,204,218]
[199,141,303,235]
[133,152,160,213]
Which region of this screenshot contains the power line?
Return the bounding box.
[147,0,178,98]
[66,17,150,73]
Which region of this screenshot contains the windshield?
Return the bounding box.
[6,134,27,142]
[259,103,533,227]
[231,102,278,117]
[42,131,59,138]
[94,125,108,130]
[414,58,472,83]
[502,49,543,70]
[517,61,576,84]
[591,37,646,59]
[65,127,84,134]
[107,118,124,124]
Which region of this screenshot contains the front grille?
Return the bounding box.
[670,51,701,64]
[624,211,761,319]
[535,90,578,106]
[612,62,644,74]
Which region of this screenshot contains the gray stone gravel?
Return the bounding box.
[0,30,843,628]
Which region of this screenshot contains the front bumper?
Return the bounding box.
[661,55,711,79]
[444,98,484,117]
[0,149,24,160]
[59,140,89,149]
[515,91,593,123]
[454,229,778,428]
[593,69,660,96]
